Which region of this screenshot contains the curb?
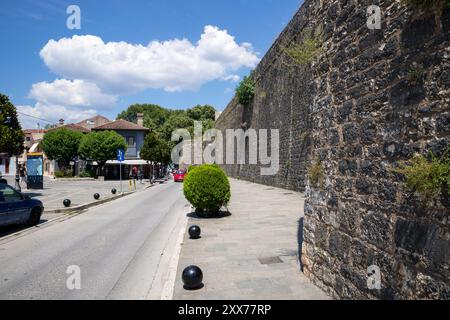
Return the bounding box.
[52,178,96,182]
[44,192,134,214]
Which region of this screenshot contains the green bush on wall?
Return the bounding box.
[183,164,231,216]
[396,148,450,201]
[308,159,326,190]
[236,76,255,106]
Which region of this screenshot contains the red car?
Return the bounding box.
[173,170,187,182]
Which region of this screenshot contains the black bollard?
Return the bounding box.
[111,188,117,195]
[63,199,71,208]
[182,266,203,290]
[189,225,201,239]
[94,193,100,200]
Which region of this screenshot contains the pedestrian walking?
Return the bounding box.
[138,168,144,184]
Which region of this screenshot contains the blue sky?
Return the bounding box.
[0,0,302,128]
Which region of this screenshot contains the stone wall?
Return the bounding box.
[216,0,450,299]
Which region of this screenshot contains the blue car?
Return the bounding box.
[0,184,44,227]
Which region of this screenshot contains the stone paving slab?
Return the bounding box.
[173,179,330,300]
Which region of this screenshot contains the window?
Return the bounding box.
[127,137,135,147]
[0,185,23,203]
[26,137,31,142]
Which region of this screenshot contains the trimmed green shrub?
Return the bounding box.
[54,170,73,178]
[236,76,255,106]
[79,170,95,178]
[54,171,65,178]
[183,164,231,216]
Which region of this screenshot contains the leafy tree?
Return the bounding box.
[0,94,24,157]
[187,105,216,121]
[159,113,195,141]
[117,103,217,147]
[78,131,127,175]
[141,132,172,165]
[42,128,83,172]
[117,104,170,128]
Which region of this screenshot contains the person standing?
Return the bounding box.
[19,165,27,189]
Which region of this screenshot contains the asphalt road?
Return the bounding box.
[0,181,188,300]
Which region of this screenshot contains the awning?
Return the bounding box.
[29,143,40,153]
[106,160,149,165]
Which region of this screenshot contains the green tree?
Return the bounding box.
[0,94,24,157]
[116,103,217,145]
[159,113,195,141]
[187,105,216,121]
[117,104,170,128]
[42,128,83,172]
[78,131,127,175]
[140,132,172,165]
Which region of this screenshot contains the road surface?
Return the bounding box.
[0,181,188,300]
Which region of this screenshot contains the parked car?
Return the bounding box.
[173,170,187,183]
[0,184,44,227]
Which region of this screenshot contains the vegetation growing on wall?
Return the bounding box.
[284,28,323,67]
[407,64,425,85]
[396,148,450,201]
[236,76,255,106]
[308,159,325,189]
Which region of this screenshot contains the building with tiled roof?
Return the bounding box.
[47,123,91,134]
[92,119,150,132]
[76,115,111,131]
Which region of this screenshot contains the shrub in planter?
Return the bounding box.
[183,164,231,216]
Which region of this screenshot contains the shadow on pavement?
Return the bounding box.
[22,192,44,198]
[0,219,48,239]
[298,217,304,272]
[187,210,232,220]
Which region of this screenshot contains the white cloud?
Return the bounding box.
[17,103,97,129]
[39,25,259,93]
[20,25,259,129]
[222,75,241,82]
[29,79,117,108]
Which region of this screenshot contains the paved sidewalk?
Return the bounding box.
[173,179,329,300]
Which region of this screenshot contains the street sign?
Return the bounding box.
[117,149,125,162]
[117,149,125,194]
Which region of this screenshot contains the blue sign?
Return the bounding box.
[117,149,125,162]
